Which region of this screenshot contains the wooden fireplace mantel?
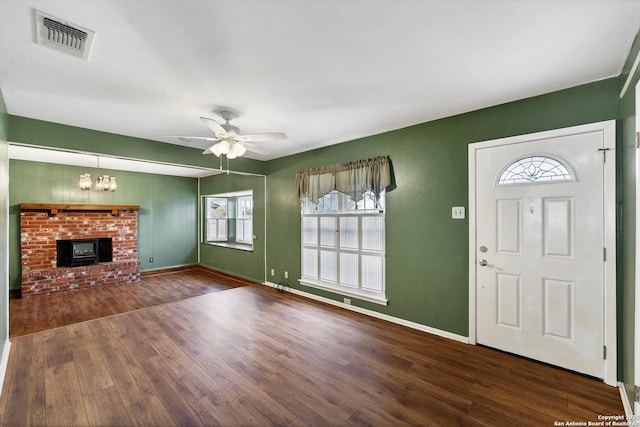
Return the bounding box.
[20,203,141,216]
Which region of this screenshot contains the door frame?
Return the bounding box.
[635,80,640,413]
[468,120,617,386]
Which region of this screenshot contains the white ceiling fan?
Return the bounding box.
[175,110,286,159]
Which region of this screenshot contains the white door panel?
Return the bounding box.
[496,273,522,329]
[542,197,573,258]
[496,199,522,254]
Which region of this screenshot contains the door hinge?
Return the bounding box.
[603,345,607,360]
[635,385,640,403]
[598,148,611,163]
[636,132,640,149]
[603,247,607,262]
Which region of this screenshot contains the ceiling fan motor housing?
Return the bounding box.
[221,123,240,136]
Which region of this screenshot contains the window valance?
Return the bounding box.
[295,156,391,203]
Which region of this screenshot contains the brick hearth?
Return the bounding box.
[20,206,141,297]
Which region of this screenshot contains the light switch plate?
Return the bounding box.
[452,206,466,219]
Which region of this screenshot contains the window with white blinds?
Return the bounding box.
[300,190,386,305]
[236,196,253,244]
[205,197,228,241]
[202,190,253,251]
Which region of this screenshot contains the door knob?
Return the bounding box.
[479,259,488,267]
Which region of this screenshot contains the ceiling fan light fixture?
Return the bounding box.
[217,140,230,155]
[209,144,222,157]
[226,142,247,160]
[229,143,241,158]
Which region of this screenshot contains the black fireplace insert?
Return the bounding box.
[56,237,112,267]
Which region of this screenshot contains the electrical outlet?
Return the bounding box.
[451,206,466,219]
[270,268,275,276]
[343,298,351,305]
[284,271,288,279]
[149,257,154,263]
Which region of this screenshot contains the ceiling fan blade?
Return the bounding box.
[200,117,227,137]
[165,135,219,142]
[236,132,287,142]
[241,141,270,156]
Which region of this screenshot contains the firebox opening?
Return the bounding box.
[57,237,112,267]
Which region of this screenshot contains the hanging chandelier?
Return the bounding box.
[79,156,117,192]
[79,173,117,191]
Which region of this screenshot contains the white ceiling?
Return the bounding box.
[0,0,639,162]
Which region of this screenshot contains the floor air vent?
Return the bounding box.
[34,9,95,60]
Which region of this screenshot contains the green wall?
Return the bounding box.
[199,173,266,282]
[8,161,199,290]
[265,77,622,337]
[7,116,266,175]
[620,29,640,406]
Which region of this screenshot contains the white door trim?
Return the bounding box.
[468,120,617,386]
[634,81,640,414]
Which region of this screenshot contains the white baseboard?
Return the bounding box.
[619,382,634,418]
[263,281,469,344]
[0,340,11,398]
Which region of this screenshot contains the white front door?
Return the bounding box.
[471,123,615,380]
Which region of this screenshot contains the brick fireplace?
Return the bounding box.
[20,204,141,297]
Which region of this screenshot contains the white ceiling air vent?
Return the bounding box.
[34,9,95,60]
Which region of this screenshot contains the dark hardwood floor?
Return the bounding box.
[9,268,244,338]
[1,270,625,426]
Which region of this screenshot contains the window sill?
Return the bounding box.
[299,279,388,306]
[203,242,253,252]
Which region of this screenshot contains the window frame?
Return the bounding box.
[300,190,387,305]
[205,197,228,242]
[497,154,575,185]
[202,190,253,251]
[235,195,253,244]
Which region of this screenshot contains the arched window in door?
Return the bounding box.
[497,155,574,185]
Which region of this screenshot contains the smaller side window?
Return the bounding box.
[236,196,253,244]
[206,197,227,242]
[202,190,254,250]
